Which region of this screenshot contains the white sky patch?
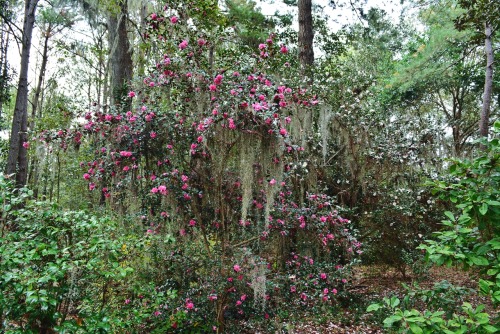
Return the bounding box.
[256,0,404,31]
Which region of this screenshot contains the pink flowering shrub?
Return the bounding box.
[38,2,359,331]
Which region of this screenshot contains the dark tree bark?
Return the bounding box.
[298,0,314,72]
[0,26,9,120]
[480,21,493,138]
[107,0,133,107]
[5,0,38,187]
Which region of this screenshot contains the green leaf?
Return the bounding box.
[390,296,400,308]
[471,256,489,266]
[366,303,382,312]
[479,279,492,294]
[487,269,499,276]
[409,323,423,334]
[494,120,500,131]
[444,211,455,221]
[482,325,498,333]
[383,315,402,327]
[479,203,488,215]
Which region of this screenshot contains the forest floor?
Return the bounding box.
[241,265,497,333]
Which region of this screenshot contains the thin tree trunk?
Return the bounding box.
[5,0,38,187]
[31,22,51,127]
[298,0,314,73]
[107,0,133,107]
[297,0,315,149]
[0,28,9,118]
[27,24,51,192]
[480,21,493,138]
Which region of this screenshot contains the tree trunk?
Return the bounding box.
[5,0,38,187]
[28,24,51,192]
[297,0,315,148]
[0,27,9,119]
[298,0,314,73]
[480,21,493,138]
[107,0,133,107]
[31,22,51,127]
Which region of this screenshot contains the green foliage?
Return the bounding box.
[0,175,135,332]
[368,297,498,333]
[401,280,473,319]
[455,0,500,42]
[225,0,275,49]
[420,122,500,306]
[368,121,500,333]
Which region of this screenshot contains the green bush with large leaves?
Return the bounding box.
[0,175,141,333]
[368,120,500,333]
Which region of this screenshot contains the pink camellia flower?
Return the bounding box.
[123,166,129,172]
[332,288,338,295]
[150,131,157,139]
[320,273,327,280]
[198,38,207,46]
[208,295,217,301]
[179,40,188,50]
[240,294,247,301]
[258,43,266,50]
[323,288,329,295]
[83,173,91,180]
[185,301,194,310]
[214,74,223,85]
[209,84,217,92]
[158,185,167,195]
[105,114,113,121]
[233,264,241,272]
[151,187,158,193]
[300,292,307,301]
[125,299,131,304]
[128,91,136,98]
[22,142,29,149]
[89,183,95,191]
[170,16,178,24]
[236,300,242,306]
[197,136,203,143]
[269,179,276,185]
[280,45,288,54]
[151,13,157,20]
[290,286,296,293]
[189,219,196,226]
[279,128,287,136]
